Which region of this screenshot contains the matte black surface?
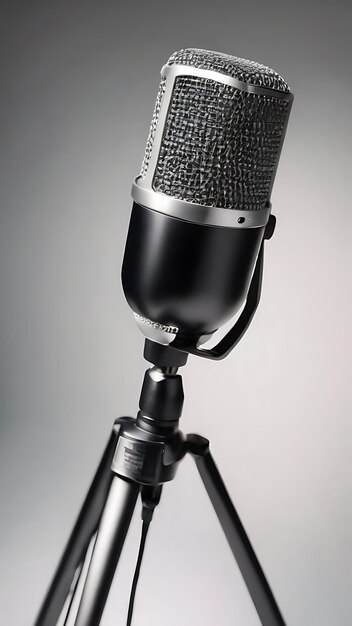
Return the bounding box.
[34,424,121,626]
[122,203,264,336]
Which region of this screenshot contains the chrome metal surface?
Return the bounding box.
[132,179,271,229]
[134,312,179,345]
[148,366,178,381]
[74,477,139,626]
[167,48,290,92]
[162,63,293,99]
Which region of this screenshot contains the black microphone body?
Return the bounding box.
[122,48,293,349]
[123,202,264,338]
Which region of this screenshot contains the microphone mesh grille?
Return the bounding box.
[154,76,289,210]
[141,75,166,179]
[168,48,290,93]
[140,49,291,211]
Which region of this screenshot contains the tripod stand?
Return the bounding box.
[35,356,286,626]
[34,216,286,625]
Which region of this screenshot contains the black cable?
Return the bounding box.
[126,516,151,626]
[126,486,162,626]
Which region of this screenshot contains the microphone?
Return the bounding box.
[34,52,293,626]
[122,48,293,361]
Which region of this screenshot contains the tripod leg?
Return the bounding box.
[35,420,123,626]
[74,475,140,626]
[187,435,286,626]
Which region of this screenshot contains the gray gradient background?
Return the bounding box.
[1,1,351,624]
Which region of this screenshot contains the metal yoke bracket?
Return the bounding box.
[172,214,276,361]
[162,215,276,364]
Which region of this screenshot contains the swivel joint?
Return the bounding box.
[139,366,184,425]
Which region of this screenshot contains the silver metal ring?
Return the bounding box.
[161,64,293,101]
[132,178,270,229]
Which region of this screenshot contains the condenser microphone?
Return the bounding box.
[35,50,293,626]
[122,48,293,361]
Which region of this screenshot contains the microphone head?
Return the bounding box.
[134,48,293,215]
[124,49,293,349]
